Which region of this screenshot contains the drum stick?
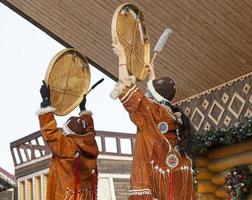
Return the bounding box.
[149,52,158,65]
[86,78,104,95]
[149,28,172,65]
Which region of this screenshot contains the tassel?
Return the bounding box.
[193,189,197,200]
[169,171,173,200]
[74,152,80,200]
[92,166,98,200]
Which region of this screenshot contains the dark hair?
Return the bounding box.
[170,105,193,158]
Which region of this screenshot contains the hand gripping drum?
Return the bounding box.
[111,3,150,81]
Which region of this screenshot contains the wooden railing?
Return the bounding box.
[10,130,135,166]
[96,131,135,156]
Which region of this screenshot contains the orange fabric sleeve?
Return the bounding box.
[119,84,145,114]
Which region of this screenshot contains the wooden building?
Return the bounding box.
[177,72,252,199]
[0,166,16,200]
[2,0,252,199]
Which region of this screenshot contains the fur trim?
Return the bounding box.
[62,120,76,135]
[147,80,167,102]
[62,121,95,136]
[79,110,93,116]
[36,106,56,116]
[110,75,136,99]
[121,85,138,104]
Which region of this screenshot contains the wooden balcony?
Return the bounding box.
[10,130,135,167]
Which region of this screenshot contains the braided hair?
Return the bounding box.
[170,105,193,158]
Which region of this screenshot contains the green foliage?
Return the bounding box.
[225,166,252,200]
[192,118,252,153]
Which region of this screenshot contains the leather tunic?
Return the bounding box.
[119,84,195,200]
[38,112,99,200]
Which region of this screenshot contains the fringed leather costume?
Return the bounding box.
[111,78,195,200]
[37,108,99,200]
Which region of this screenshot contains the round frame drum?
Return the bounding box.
[111,3,150,81]
[45,48,90,116]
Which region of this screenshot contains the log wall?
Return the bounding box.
[196,138,252,199]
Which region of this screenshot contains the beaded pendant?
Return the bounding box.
[166,154,179,168]
[158,122,169,134]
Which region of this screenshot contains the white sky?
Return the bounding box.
[0,3,135,174]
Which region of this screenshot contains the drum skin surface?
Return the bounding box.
[45,48,90,116]
[111,3,150,81]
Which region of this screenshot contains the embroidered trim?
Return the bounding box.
[62,120,76,135]
[147,97,178,123]
[62,121,95,136]
[158,122,169,134]
[121,84,137,102]
[122,86,138,105]
[151,159,192,172]
[166,154,179,168]
[129,188,152,196]
[64,188,95,200]
[147,80,168,102]
[110,75,136,99]
[175,71,252,105]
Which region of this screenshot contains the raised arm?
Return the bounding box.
[112,42,130,82]
[111,42,137,100]
[37,81,79,157]
[37,81,64,156]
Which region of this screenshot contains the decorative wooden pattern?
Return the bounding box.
[176,72,252,133]
[10,130,135,167]
[2,0,252,100]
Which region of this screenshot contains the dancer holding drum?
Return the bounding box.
[111,3,195,200]
[37,49,103,200]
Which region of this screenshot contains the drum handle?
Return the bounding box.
[86,78,104,95]
[150,52,158,66]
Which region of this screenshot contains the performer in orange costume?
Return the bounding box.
[111,43,195,200]
[37,81,98,200]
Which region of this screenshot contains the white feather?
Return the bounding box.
[154,28,173,53]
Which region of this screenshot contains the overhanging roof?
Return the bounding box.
[2,0,252,101]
